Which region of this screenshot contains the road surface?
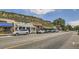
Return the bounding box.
[0,31,79,49]
[12,32,73,49]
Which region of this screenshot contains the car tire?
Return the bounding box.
[15,33,19,36]
[26,32,28,35]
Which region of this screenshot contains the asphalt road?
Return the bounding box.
[0,31,79,49]
[13,32,72,49]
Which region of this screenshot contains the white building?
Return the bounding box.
[14,22,36,33]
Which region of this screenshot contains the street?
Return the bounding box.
[0,31,79,49]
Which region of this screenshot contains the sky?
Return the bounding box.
[0,9,79,26]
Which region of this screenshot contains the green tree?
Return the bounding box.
[53,18,65,30]
[66,25,73,31]
[74,25,79,30]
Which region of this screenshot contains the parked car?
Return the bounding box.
[51,29,59,33]
[51,30,56,32]
[13,29,29,35]
[37,30,45,34]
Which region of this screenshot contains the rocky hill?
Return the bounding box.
[0,11,53,28]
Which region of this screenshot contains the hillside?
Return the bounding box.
[0,11,53,28]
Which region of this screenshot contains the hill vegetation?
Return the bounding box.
[0,11,53,28]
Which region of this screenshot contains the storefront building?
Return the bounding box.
[14,22,36,34]
[0,18,15,34]
[0,18,37,34]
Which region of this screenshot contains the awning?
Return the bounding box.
[0,22,14,27]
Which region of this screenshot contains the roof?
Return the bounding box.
[15,22,35,28]
[0,22,14,27]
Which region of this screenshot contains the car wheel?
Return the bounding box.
[15,33,19,36]
[26,32,28,35]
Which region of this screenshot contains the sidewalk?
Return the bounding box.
[0,34,11,36]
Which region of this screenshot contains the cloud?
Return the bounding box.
[69,20,79,26]
[30,9,56,15]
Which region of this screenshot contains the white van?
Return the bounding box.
[13,27,29,35]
